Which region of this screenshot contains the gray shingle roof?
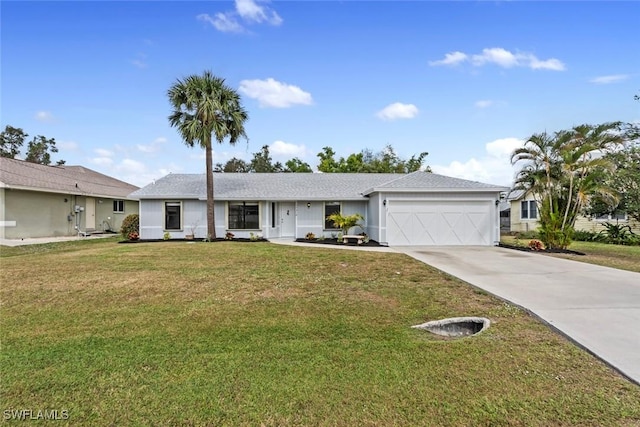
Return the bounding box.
[0,157,139,198]
[507,189,527,201]
[362,171,508,193]
[130,171,508,200]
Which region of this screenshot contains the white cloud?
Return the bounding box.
[118,158,147,174]
[137,137,167,153]
[239,78,313,108]
[432,137,524,186]
[57,141,79,151]
[428,51,468,66]
[197,13,244,33]
[528,56,565,71]
[589,74,629,84]
[472,48,519,68]
[475,100,494,109]
[94,148,114,157]
[430,47,565,71]
[35,111,54,123]
[235,0,282,25]
[486,137,523,158]
[269,140,309,157]
[90,157,114,167]
[197,0,281,34]
[376,102,419,121]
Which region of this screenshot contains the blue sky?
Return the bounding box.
[2,1,639,188]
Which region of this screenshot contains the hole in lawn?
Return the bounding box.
[412,317,490,338]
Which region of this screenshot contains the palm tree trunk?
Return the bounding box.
[205,138,216,239]
[562,174,574,231]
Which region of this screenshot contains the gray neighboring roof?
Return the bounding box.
[0,157,139,199]
[507,189,527,201]
[130,171,508,201]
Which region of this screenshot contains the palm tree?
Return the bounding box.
[556,123,622,232]
[511,122,623,249]
[168,71,248,239]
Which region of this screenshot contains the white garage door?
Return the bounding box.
[387,200,493,246]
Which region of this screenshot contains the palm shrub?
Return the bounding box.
[598,222,636,245]
[326,212,364,235]
[511,122,625,249]
[120,214,139,240]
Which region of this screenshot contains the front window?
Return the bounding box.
[228,202,260,230]
[271,202,276,228]
[165,202,181,230]
[113,200,124,213]
[324,202,341,229]
[595,212,627,222]
[521,200,537,220]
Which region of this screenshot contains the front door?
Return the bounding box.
[85,197,96,230]
[280,202,295,237]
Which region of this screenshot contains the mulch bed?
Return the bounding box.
[295,238,383,247]
[119,238,269,244]
[499,242,585,256]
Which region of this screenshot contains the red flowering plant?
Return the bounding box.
[528,239,544,251]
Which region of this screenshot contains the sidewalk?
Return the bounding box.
[0,234,114,247]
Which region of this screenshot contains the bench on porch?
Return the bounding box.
[342,235,365,245]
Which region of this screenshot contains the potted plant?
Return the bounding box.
[326,212,364,236]
[185,221,199,240]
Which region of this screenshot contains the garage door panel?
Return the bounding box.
[387,201,493,246]
[387,212,414,245]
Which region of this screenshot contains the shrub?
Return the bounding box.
[598,222,636,245]
[326,212,364,235]
[120,214,139,240]
[225,232,235,240]
[514,230,539,240]
[626,234,640,246]
[163,232,171,241]
[305,232,316,240]
[572,230,597,242]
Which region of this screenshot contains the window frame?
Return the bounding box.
[271,202,276,228]
[520,200,537,220]
[324,202,342,230]
[227,201,261,230]
[594,212,628,222]
[164,201,182,231]
[113,200,125,213]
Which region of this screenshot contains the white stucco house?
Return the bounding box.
[129,171,509,246]
[509,188,640,234]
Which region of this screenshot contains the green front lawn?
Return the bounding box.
[1,239,639,426]
[501,236,640,273]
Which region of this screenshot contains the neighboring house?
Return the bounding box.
[0,157,139,239]
[129,171,509,246]
[509,189,640,234]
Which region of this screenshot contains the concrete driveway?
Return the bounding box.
[397,246,640,386]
